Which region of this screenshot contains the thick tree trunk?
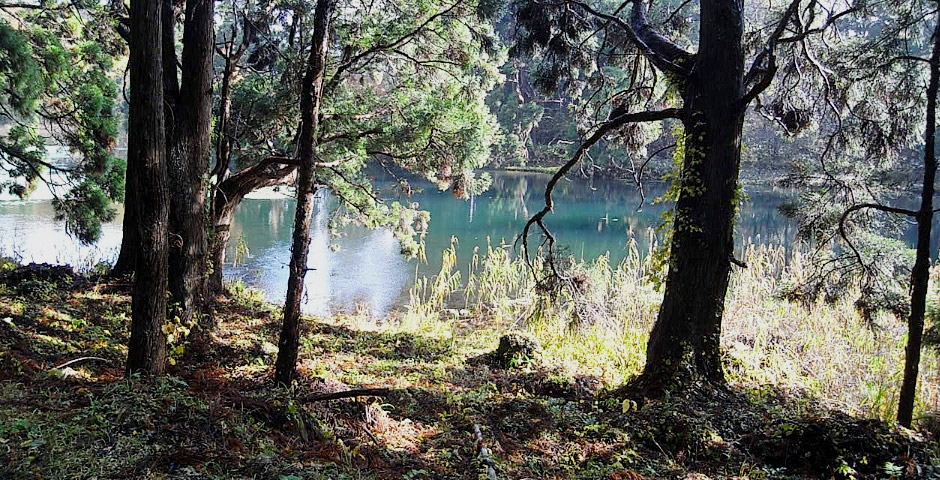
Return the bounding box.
[126,0,169,376]
[897,11,940,428]
[274,0,336,386]
[641,0,745,388]
[167,0,214,331]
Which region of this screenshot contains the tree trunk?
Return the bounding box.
[641,0,745,388]
[167,0,214,331]
[208,162,297,294]
[207,32,248,296]
[111,164,137,277]
[126,0,169,376]
[208,217,233,295]
[212,38,245,184]
[274,0,336,386]
[897,10,940,428]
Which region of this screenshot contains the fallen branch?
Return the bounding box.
[297,387,391,403]
[473,424,498,480]
[49,356,111,371]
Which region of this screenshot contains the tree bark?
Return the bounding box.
[126,0,169,376]
[274,0,336,386]
[111,164,137,277]
[897,8,940,428]
[641,0,745,388]
[166,0,214,331]
[208,161,296,294]
[211,21,248,184]
[207,28,251,296]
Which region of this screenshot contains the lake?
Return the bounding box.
[0,170,802,315]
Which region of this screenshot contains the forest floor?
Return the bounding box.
[1,261,939,479]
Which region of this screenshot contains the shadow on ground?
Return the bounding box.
[0,265,937,479]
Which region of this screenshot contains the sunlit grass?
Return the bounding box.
[404,237,940,423]
[2,251,935,479]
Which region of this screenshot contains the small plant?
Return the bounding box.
[229,278,267,306]
[234,234,250,267]
[17,278,57,301]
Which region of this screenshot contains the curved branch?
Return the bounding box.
[777,5,859,43]
[838,202,919,276]
[521,108,682,271]
[568,0,692,76]
[630,141,675,211]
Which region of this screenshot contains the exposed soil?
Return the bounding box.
[0,268,937,479]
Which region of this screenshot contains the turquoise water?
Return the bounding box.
[221,171,798,314]
[0,170,802,314]
[0,170,805,314]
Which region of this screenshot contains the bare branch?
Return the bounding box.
[838,202,920,277]
[777,5,859,44]
[741,0,802,106]
[297,387,391,403]
[567,0,693,76]
[521,108,682,272]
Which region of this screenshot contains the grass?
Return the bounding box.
[405,240,940,423]
[0,248,938,479]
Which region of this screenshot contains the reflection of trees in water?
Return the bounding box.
[222,172,803,287]
[515,175,529,219]
[227,199,296,259]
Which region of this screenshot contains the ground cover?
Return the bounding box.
[1,248,938,479]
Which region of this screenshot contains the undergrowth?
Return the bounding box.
[405,239,940,423]
[0,245,939,479]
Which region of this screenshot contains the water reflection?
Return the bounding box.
[226,193,411,316]
[0,201,122,268]
[0,171,802,315]
[218,171,799,314]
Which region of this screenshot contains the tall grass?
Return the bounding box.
[404,235,940,423]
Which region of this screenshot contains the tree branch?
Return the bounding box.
[296,387,391,403]
[324,0,464,95]
[568,0,692,76]
[838,202,920,277]
[521,107,682,271]
[741,0,802,106]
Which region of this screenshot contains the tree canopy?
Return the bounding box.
[0,0,124,243]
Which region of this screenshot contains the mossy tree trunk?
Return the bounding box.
[641,0,745,387]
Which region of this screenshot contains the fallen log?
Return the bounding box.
[297,387,391,403]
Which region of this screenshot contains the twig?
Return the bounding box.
[296,387,391,403]
[473,424,498,480]
[49,356,110,371]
